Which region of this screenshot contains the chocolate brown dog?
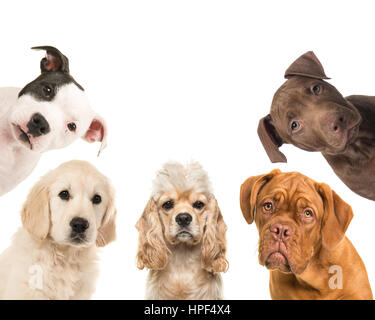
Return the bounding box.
[240,169,372,300]
[258,51,375,200]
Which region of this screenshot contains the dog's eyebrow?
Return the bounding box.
[294,196,313,208]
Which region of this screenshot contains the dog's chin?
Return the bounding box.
[262,251,308,275]
[263,252,292,273]
[67,234,93,248]
[170,231,200,245]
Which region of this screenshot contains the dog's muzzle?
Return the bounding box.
[27,113,50,137]
[70,217,89,243]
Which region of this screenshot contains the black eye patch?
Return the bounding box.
[18,72,84,101]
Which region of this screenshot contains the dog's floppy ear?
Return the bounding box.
[32,46,70,74]
[318,183,353,250]
[136,198,169,270]
[96,182,117,247]
[21,179,50,242]
[201,197,228,274]
[82,114,108,156]
[240,169,281,224]
[284,51,330,80]
[258,114,286,163]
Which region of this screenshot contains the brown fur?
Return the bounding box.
[240,170,372,300]
[258,51,375,200]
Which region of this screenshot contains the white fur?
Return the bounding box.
[152,161,213,200]
[0,84,106,196]
[0,160,116,300]
[0,229,100,300]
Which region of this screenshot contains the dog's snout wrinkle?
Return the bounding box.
[27,112,50,137]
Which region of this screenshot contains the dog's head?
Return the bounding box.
[21,160,116,248]
[258,51,361,163]
[240,169,353,275]
[136,161,228,273]
[10,46,107,154]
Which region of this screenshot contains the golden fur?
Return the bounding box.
[136,161,228,300]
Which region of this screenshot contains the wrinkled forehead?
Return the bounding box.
[158,189,208,204]
[259,173,323,208]
[18,72,84,100]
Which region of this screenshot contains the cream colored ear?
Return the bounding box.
[96,184,117,247]
[21,180,50,242]
[136,198,168,270]
[201,196,229,274]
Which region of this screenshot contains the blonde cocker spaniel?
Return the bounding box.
[136,161,228,300]
[0,160,116,299]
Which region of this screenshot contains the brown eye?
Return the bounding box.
[193,201,205,210]
[58,190,70,200]
[67,122,76,132]
[92,194,102,204]
[304,209,313,218]
[311,84,321,95]
[162,200,174,210]
[263,202,273,211]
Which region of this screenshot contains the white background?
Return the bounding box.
[0,0,374,299]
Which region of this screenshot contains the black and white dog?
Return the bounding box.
[0,46,107,196]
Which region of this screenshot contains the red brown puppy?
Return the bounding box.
[240,169,372,300]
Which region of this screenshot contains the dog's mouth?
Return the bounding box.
[324,123,360,154]
[70,233,87,245]
[176,230,193,239]
[346,124,359,144]
[12,123,33,150]
[265,251,291,273]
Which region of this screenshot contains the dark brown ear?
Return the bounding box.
[318,183,353,250]
[32,46,70,73]
[284,51,330,80]
[240,169,281,224]
[258,115,286,163]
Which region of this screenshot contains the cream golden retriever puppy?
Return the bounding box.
[136,161,228,300]
[0,160,116,300]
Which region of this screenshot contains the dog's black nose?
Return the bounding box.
[27,113,50,137]
[70,217,89,234]
[175,213,192,227]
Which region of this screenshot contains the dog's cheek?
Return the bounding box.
[288,237,314,274]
